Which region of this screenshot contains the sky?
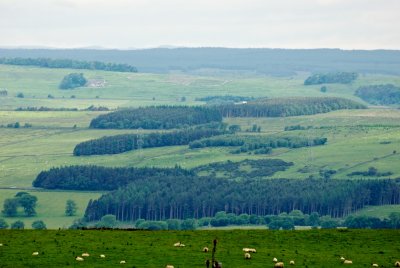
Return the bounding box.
[0,0,399,50]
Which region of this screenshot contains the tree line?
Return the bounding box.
[216,97,366,118]
[89,106,223,129]
[355,84,400,105]
[0,57,137,72]
[73,128,226,156]
[304,72,358,85]
[189,134,327,154]
[33,165,192,190]
[83,176,400,222]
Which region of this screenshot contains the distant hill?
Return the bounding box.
[1,48,400,75]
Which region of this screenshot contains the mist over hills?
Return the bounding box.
[1,48,400,75]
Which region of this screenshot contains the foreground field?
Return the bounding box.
[0,229,399,267]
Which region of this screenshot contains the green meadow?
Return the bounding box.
[1,64,400,228]
[1,229,400,267]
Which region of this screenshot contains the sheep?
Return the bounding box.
[173,242,181,247]
[243,248,256,253]
[75,256,84,261]
[371,264,378,267]
[0,243,3,247]
[395,261,400,267]
[340,257,345,261]
[32,252,39,256]
[203,247,209,252]
[289,260,295,265]
[180,243,186,247]
[274,262,284,268]
[273,257,278,262]
[120,260,126,264]
[244,253,251,259]
[165,265,174,268]
[82,253,90,257]
[100,254,106,258]
[343,260,353,264]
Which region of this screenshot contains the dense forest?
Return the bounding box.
[304,72,358,85]
[192,159,293,178]
[1,48,400,75]
[0,57,137,72]
[354,84,400,105]
[89,106,222,129]
[216,97,366,117]
[73,128,225,156]
[33,165,192,190]
[83,176,400,221]
[189,134,327,154]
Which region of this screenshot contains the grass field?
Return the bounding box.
[1,64,400,110]
[0,229,399,267]
[1,64,400,228]
[0,189,102,229]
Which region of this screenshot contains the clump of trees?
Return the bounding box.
[83,176,400,222]
[0,57,137,72]
[216,97,366,118]
[59,73,87,89]
[355,84,400,105]
[195,95,255,105]
[2,192,38,217]
[192,159,293,178]
[304,72,358,85]
[33,165,192,191]
[89,106,223,129]
[74,128,225,156]
[348,167,393,177]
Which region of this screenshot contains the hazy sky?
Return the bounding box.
[0,0,399,49]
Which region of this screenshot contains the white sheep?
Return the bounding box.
[340,257,345,261]
[242,248,256,253]
[82,253,90,257]
[32,252,39,256]
[289,260,295,265]
[395,261,400,267]
[100,254,106,258]
[180,244,185,247]
[120,260,126,264]
[76,256,84,261]
[203,247,209,252]
[244,253,251,259]
[173,242,181,247]
[274,262,284,268]
[273,257,278,262]
[343,260,353,264]
[371,264,378,267]
[165,265,174,268]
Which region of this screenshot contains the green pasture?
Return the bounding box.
[0,189,101,229]
[1,64,400,110]
[0,229,399,267]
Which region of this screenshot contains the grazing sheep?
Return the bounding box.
[82,253,90,257]
[75,256,84,261]
[100,254,106,258]
[203,247,209,252]
[243,248,256,253]
[173,242,181,247]
[274,262,284,268]
[273,257,278,262]
[340,257,345,261]
[165,265,174,268]
[32,252,39,256]
[343,260,353,264]
[289,260,295,265]
[371,264,378,267]
[120,260,126,264]
[395,261,400,267]
[244,253,251,259]
[180,243,186,247]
